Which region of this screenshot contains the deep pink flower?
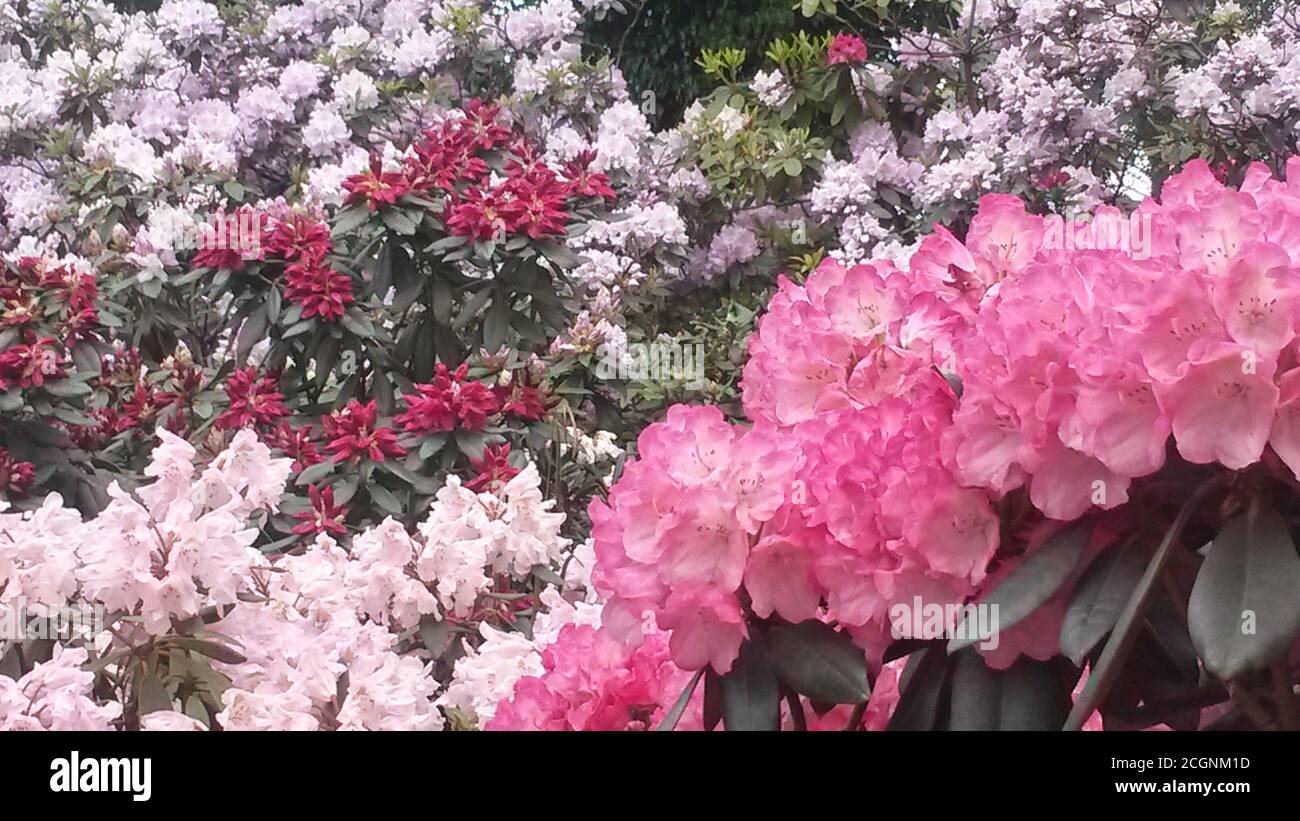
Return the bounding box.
[268,422,324,472]
[561,150,616,201]
[827,32,868,65]
[0,336,65,391]
[342,157,411,212]
[264,214,333,264]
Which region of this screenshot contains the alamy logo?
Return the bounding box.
[888,597,1001,651]
[592,341,706,388]
[1042,211,1152,259]
[50,751,151,802]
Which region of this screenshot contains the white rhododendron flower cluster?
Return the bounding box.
[0,429,584,731]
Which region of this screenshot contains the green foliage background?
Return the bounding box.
[585,0,827,128]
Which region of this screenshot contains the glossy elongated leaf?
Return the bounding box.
[380,207,419,235]
[332,205,370,236]
[1188,506,1300,680]
[368,483,403,516]
[236,303,269,364]
[950,519,1091,652]
[136,669,172,715]
[483,294,510,352]
[886,646,951,731]
[1060,536,1146,665]
[1064,475,1229,730]
[295,460,335,486]
[703,669,723,731]
[419,615,454,659]
[537,240,585,269]
[947,651,1070,731]
[719,639,780,731]
[765,619,870,705]
[168,637,247,665]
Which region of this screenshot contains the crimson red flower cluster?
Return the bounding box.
[322,399,406,464]
[267,422,325,472]
[340,100,615,243]
[0,336,64,392]
[69,350,203,448]
[465,443,520,493]
[0,447,35,496]
[826,32,868,66]
[191,206,270,272]
[266,210,355,322]
[215,366,290,430]
[292,483,348,536]
[395,362,502,434]
[0,256,102,392]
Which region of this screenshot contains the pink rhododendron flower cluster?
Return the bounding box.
[591,155,1300,683]
[589,405,804,673]
[946,158,1300,519]
[486,616,699,731]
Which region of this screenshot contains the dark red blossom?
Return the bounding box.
[444,168,570,242]
[119,383,174,430]
[322,399,407,463]
[284,262,355,321]
[0,336,66,391]
[192,207,268,271]
[264,214,334,264]
[504,168,571,239]
[561,150,616,201]
[494,378,547,421]
[0,447,35,496]
[444,186,523,242]
[268,422,324,471]
[466,444,520,493]
[1034,169,1071,190]
[342,157,412,212]
[215,366,289,430]
[396,363,500,434]
[292,484,348,537]
[162,407,191,437]
[404,123,491,192]
[459,99,514,151]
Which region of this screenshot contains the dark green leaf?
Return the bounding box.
[136,669,172,715]
[886,646,951,731]
[168,638,247,665]
[1060,536,1146,665]
[720,639,780,731]
[947,652,1070,731]
[765,619,870,705]
[1188,504,1300,680]
[950,519,1091,652]
[419,615,454,658]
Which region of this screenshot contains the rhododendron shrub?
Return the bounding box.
[0,427,617,730]
[584,156,1300,732]
[0,0,685,529]
[633,0,1300,334]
